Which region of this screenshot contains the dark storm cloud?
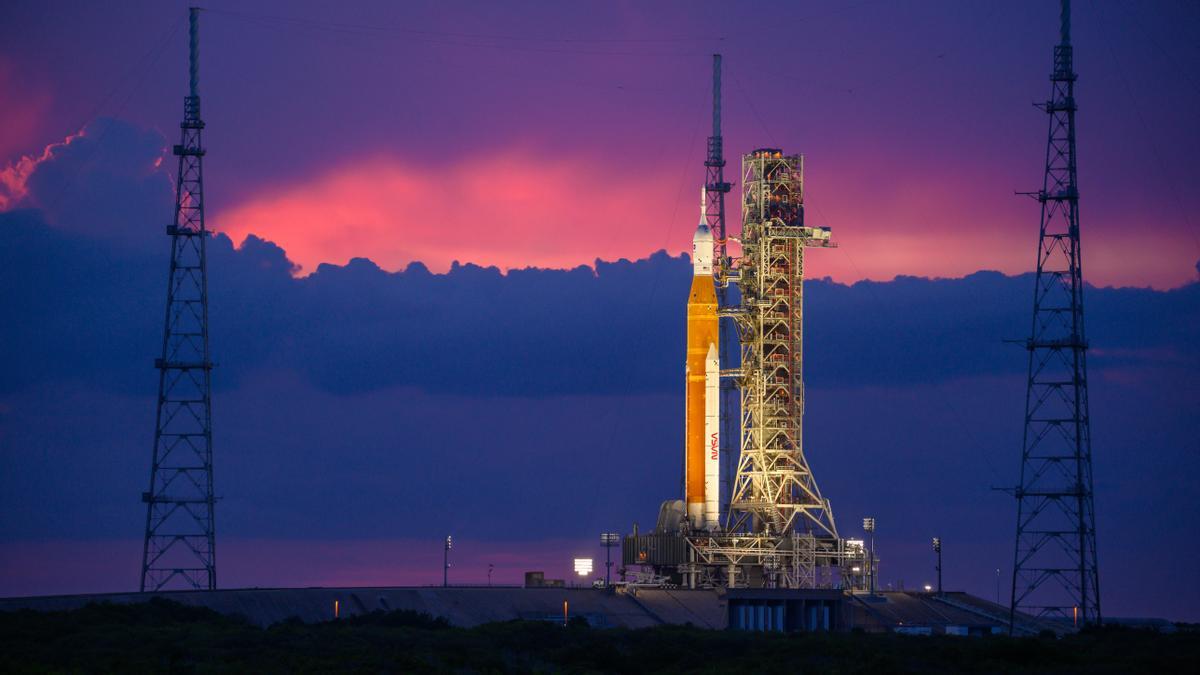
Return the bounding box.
[3,204,1197,399]
[15,118,171,252]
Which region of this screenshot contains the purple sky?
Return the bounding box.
[2,0,1197,285]
[1,0,1199,622]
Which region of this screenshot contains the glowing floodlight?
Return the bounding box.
[573,558,594,576]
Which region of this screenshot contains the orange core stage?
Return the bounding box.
[685,189,720,531]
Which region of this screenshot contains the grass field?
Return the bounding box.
[1,599,1196,673]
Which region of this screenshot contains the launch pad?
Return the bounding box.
[623,58,870,591]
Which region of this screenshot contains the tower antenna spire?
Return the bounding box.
[189,7,200,100]
[141,5,217,592]
[711,54,721,140]
[1009,0,1100,631]
[1060,0,1071,46]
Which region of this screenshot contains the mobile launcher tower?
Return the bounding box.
[623,60,868,590]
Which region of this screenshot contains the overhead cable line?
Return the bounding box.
[205,8,722,58]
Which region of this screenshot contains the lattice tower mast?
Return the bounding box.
[140,6,217,592]
[704,54,736,516]
[1009,0,1100,629]
[726,150,837,539]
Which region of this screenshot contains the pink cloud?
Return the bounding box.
[2,121,1192,289]
[0,57,52,166]
[804,154,1200,289]
[216,152,688,275]
[0,128,86,211]
[216,150,1198,288]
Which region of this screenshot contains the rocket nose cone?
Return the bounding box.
[693,222,714,243]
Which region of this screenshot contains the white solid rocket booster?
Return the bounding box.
[704,341,720,530]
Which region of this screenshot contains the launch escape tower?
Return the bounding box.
[140,7,217,592]
[1009,0,1100,629]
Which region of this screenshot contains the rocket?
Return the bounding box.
[686,188,720,531]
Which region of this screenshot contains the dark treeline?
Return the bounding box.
[2,600,1197,673]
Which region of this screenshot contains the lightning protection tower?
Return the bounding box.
[1010,0,1100,629]
[703,54,736,514]
[140,7,217,592]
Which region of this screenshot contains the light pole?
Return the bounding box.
[443,535,452,587]
[932,537,942,596]
[488,563,494,587]
[863,518,876,594]
[600,533,620,589]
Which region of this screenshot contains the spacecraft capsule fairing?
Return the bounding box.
[685,188,720,531]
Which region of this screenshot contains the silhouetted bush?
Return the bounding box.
[340,609,450,629]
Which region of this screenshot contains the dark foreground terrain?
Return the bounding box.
[1,599,1196,674]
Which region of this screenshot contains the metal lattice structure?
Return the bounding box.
[705,54,737,516]
[140,7,217,592]
[1010,0,1100,629]
[674,150,849,590]
[727,150,837,541]
[688,531,822,589]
